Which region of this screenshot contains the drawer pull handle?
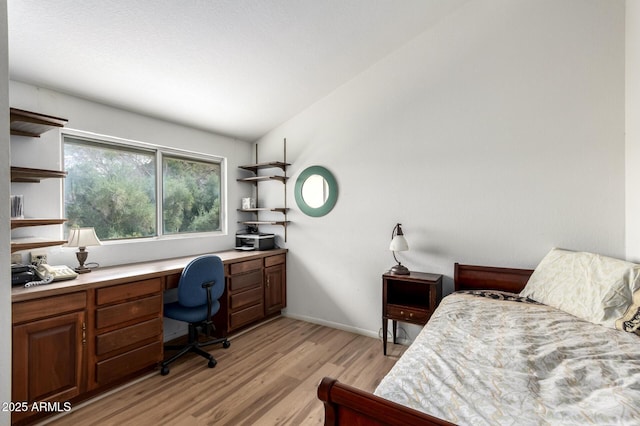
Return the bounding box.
[82,321,86,345]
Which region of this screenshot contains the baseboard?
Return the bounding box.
[282,312,380,340]
[282,312,413,346]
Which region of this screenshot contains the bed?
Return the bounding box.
[318,250,640,425]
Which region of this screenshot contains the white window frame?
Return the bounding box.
[62,129,227,243]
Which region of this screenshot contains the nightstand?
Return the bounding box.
[382,271,443,355]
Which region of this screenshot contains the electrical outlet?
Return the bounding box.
[30,250,48,266]
[11,253,23,264]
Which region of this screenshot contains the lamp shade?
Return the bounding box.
[388,223,410,275]
[389,223,409,252]
[66,227,102,248]
[389,235,409,251]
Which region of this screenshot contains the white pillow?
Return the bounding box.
[520,248,640,331]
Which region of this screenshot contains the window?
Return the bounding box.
[162,156,221,234]
[64,134,223,241]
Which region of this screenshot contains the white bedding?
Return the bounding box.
[374,292,640,425]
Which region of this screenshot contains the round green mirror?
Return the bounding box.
[295,166,338,217]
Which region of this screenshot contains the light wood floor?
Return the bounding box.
[43,317,407,426]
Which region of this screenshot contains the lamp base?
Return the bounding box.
[75,248,92,273]
[389,263,410,275]
[74,266,92,274]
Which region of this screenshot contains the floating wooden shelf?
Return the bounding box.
[238,208,289,213]
[9,109,69,254]
[11,218,67,230]
[11,167,68,183]
[10,108,68,137]
[11,238,69,253]
[238,220,290,227]
[237,175,288,184]
[238,161,291,174]
[237,139,290,241]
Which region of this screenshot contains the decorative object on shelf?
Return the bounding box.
[388,223,410,275]
[66,227,102,273]
[10,195,24,219]
[294,165,338,217]
[242,197,256,209]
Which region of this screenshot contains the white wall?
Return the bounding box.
[9,81,254,268]
[1,1,11,423]
[257,0,626,338]
[626,1,640,262]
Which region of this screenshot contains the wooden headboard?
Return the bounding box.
[454,263,534,293]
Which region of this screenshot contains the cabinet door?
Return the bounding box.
[264,263,286,315]
[13,311,85,423]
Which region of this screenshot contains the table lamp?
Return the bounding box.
[389,223,410,275]
[66,227,102,273]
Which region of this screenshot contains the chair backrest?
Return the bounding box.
[177,255,225,308]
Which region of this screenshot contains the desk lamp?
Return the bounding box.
[389,223,410,275]
[66,227,102,273]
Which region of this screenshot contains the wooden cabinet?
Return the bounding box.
[264,254,286,315]
[11,278,164,424]
[12,292,86,424]
[219,252,287,335]
[382,271,443,355]
[226,259,264,332]
[91,278,163,388]
[10,249,286,424]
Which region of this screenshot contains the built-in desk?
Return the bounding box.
[10,248,287,426]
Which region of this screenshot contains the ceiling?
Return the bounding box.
[8,0,467,142]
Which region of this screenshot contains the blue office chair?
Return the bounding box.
[160,255,230,376]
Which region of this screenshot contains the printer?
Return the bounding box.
[235,233,275,251]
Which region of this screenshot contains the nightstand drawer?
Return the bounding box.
[386,304,430,324]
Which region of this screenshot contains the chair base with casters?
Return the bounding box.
[160,321,230,376]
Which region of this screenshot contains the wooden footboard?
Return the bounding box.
[317,377,455,426]
[317,264,535,425]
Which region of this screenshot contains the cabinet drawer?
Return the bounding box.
[95,318,162,356]
[264,253,286,268]
[95,341,162,386]
[165,273,181,289]
[229,303,264,330]
[230,287,262,310]
[229,259,262,275]
[96,278,162,306]
[386,305,430,324]
[13,291,86,324]
[96,295,162,329]
[228,269,262,292]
